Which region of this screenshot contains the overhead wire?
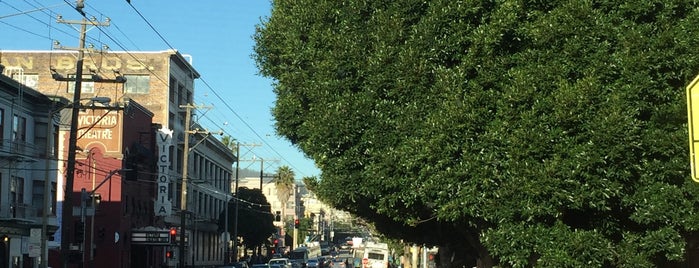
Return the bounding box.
[6,1,313,179]
[2,1,281,218]
[120,1,310,178]
[1,1,77,39]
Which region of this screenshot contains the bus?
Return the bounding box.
[353,242,389,268]
[289,242,322,267]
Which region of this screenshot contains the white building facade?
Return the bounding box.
[0,69,62,268]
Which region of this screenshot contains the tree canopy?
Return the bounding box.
[219,187,276,250]
[254,0,699,266]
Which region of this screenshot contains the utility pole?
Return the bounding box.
[54,3,110,268]
[256,157,279,189]
[233,142,240,263]
[179,104,193,268]
[178,104,214,268]
[230,143,261,262]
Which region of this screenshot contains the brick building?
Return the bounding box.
[1,50,236,268]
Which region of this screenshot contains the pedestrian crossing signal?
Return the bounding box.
[166,250,173,259]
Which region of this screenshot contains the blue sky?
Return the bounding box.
[0,1,320,180]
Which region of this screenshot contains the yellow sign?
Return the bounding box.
[687,74,699,182]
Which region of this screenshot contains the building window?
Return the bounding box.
[193,154,198,174]
[52,125,59,158]
[32,181,44,215]
[198,191,203,215]
[168,112,175,130]
[12,115,26,142]
[11,176,24,206]
[0,108,4,147]
[124,74,150,94]
[67,74,95,93]
[209,195,214,219]
[169,76,176,103]
[169,146,174,170]
[51,182,57,215]
[177,148,183,173]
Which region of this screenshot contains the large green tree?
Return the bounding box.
[254,0,699,267]
[219,187,276,251]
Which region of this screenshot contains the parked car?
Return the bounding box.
[269,258,293,268]
[317,257,330,268]
[331,259,347,268]
[252,264,270,268]
[220,262,249,268]
[306,259,320,268]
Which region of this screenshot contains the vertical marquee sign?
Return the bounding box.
[155,127,173,216]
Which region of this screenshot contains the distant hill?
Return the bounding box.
[237,168,263,178]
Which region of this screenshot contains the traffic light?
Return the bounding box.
[275,211,281,221]
[294,218,299,229]
[166,250,174,259]
[169,228,177,244]
[273,238,279,247]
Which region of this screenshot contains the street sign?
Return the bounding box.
[687,74,699,182]
[131,231,170,245]
[72,206,95,216]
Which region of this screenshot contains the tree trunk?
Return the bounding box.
[447,226,494,268]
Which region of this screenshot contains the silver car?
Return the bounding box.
[269,258,293,268]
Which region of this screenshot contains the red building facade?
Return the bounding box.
[50,99,165,268]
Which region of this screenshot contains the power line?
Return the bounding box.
[5,1,315,179]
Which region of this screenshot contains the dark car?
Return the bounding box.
[219,261,249,268]
[306,259,320,268]
[317,257,330,268]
